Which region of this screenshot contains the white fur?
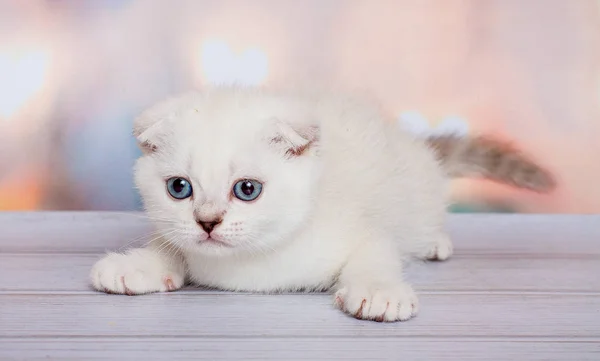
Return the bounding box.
[90,87,452,322]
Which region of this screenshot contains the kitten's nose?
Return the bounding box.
[197,219,222,234]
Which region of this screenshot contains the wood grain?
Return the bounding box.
[0,212,598,360]
[1,293,599,338]
[1,253,599,293]
[1,338,599,361]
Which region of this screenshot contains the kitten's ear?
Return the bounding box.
[133,92,201,154]
[133,114,163,154]
[269,120,320,158]
[132,99,176,154]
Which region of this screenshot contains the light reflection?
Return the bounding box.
[399,111,469,137]
[0,48,50,119]
[199,38,268,86]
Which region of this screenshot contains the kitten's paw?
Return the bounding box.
[90,249,185,295]
[421,234,453,261]
[334,283,419,322]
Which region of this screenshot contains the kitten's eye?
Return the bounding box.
[232,179,263,202]
[166,177,193,200]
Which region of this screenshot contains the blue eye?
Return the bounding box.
[166,177,193,200]
[233,179,263,202]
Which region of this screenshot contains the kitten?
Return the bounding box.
[90,87,554,322]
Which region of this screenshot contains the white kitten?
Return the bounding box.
[90,87,554,322]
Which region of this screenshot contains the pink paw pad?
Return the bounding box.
[163,276,177,291]
[120,276,134,296]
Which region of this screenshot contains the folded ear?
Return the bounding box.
[268,119,320,158]
[133,95,186,154]
[133,113,164,154]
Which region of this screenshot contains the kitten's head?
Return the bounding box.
[133,88,321,257]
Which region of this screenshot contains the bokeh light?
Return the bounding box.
[0,0,598,212]
[0,48,50,119]
[200,39,268,86]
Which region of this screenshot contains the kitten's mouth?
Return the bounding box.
[199,236,233,248]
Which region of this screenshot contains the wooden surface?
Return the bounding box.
[0,212,598,360]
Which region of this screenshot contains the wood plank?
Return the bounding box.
[0,212,152,254]
[0,212,597,360]
[1,293,598,338]
[1,337,599,361]
[0,212,598,254]
[1,253,599,293]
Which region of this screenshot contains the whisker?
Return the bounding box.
[139,229,180,250]
[165,237,184,261]
[117,228,174,251]
[154,230,185,258]
[154,233,177,256]
[242,231,278,256]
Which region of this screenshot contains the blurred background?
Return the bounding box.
[0,0,599,213]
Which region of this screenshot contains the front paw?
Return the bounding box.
[334,283,419,322]
[90,249,185,295]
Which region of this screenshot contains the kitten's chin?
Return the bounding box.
[187,237,280,258]
[186,239,239,257]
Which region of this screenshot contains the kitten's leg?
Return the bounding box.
[334,238,418,322]
[90,239,186,295]
[418,232,453,261]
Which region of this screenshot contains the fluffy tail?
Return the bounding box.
[426,134,556,192]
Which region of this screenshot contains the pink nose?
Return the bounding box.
[197,219,222,234]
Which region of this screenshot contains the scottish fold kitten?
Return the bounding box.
[90,87,554,322]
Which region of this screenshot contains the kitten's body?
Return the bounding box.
[185,95,447,292]
[91,87,553,322]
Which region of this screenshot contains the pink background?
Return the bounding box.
[0,0,598,212]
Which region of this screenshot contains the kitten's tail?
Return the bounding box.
[426,134,556,192]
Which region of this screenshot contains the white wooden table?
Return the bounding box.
[0,212,598,360]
